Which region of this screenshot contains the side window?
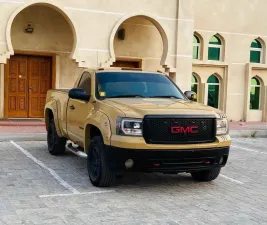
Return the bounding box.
[78,72,91,95]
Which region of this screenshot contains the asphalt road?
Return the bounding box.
[0,138,266,225]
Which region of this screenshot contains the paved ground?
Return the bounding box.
[0,139,267,225]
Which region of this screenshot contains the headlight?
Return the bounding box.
[116,117,143,136]
[216,114,228,135]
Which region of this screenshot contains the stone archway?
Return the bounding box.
[109,13,169,70]
[6,1,77,59]
[4,1,79,118]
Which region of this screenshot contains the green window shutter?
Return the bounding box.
[191,84,198,102]
[251,40,262,48]
[208,47,220,61]
[193,46,199,59]
[250,51,261,63]
[250,78,261,110]
[209,36,221,45]
[208,84,219,108]
[250,86,260,109]
[208,75,219,84]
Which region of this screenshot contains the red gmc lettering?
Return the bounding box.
[171,126,199,134]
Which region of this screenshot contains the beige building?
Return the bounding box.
[0,0,266,122]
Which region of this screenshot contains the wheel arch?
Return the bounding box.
[84,114,111,153]
[44,105,63,136]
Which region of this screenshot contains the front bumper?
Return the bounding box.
[104,146,230,173]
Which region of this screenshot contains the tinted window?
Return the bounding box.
[78,72,91,95]
[95,72,185,99]
[193,35,200,59]
[250,77,261,110]
[250,51,261,63]
[208,47,220,61]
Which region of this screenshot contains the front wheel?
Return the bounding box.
[191,168,221,182]
[87,136,115,187]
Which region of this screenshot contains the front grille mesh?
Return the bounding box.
[143,116,216,144]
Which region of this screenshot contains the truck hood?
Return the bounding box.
[104,98,222,118]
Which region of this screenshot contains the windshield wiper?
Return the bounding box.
[150,96,182,99]
[107,95,146,98]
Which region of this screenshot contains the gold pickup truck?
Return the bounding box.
[45,68,231,187]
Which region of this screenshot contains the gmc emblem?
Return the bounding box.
[171,126,199,134]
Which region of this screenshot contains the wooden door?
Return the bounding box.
[112,59,142,68]
[5,55,52,118]
[5,55,28,117]
[28,56,52,118]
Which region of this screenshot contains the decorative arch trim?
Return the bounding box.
[250,37,265,48]
[209,33,225,46]
[109,12,169,66]
[192,72,202,84]
[207,73,222,83]
[6,0,77,59]
[251,75,264,86]
[193,31,203,44]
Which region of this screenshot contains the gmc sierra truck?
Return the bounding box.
[45,68,231,187]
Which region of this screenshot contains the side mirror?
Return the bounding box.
[184,91,197,101]
[69,88,90,101]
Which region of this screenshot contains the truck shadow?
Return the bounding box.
[27,143,215,190]
[58,153,201,188]
[51,152,213,189]
[113,172,198,188]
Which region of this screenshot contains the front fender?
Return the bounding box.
[84,111,111,153]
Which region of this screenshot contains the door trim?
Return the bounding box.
[4,51,56,118]
[112,57,143,68]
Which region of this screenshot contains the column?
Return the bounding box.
[173,0,195,92]
[0,64,5,118]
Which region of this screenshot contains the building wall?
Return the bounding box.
[4,0,266,122]
[193,0,267,122]
[0,0,194,118]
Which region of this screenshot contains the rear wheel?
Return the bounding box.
[191,168,221,182]
[87,136,115,187]
[47,119,66,155]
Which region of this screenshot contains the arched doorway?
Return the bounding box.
[111,14,168,71]
[5,3,76,118]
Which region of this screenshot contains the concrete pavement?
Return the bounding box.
[0,139,266,224]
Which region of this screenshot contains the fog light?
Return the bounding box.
[125,159,134,169]
[219,157,224,165]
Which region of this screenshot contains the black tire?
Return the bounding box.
[191,167,221,182]
[47,119,66,155]
[87,136,115,187]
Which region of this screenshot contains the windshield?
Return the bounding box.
[95,72,185,99]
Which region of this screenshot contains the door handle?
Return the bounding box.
[69,105,75,110]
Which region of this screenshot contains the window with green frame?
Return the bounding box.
[250,39,262,63]
[193,35,200,60]
[250,77,261,110]
[207,75,220,108]
[191,74,198,101]
[208,35,222,61]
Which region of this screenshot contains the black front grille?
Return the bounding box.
[143,115,216,144]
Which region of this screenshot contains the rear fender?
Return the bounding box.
[45,100,63,137]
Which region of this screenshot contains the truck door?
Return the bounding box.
[67,72,93,145]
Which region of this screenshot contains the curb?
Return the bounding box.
[0,130,266,142]
[229,130,267,138]
[0,133,47,142]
